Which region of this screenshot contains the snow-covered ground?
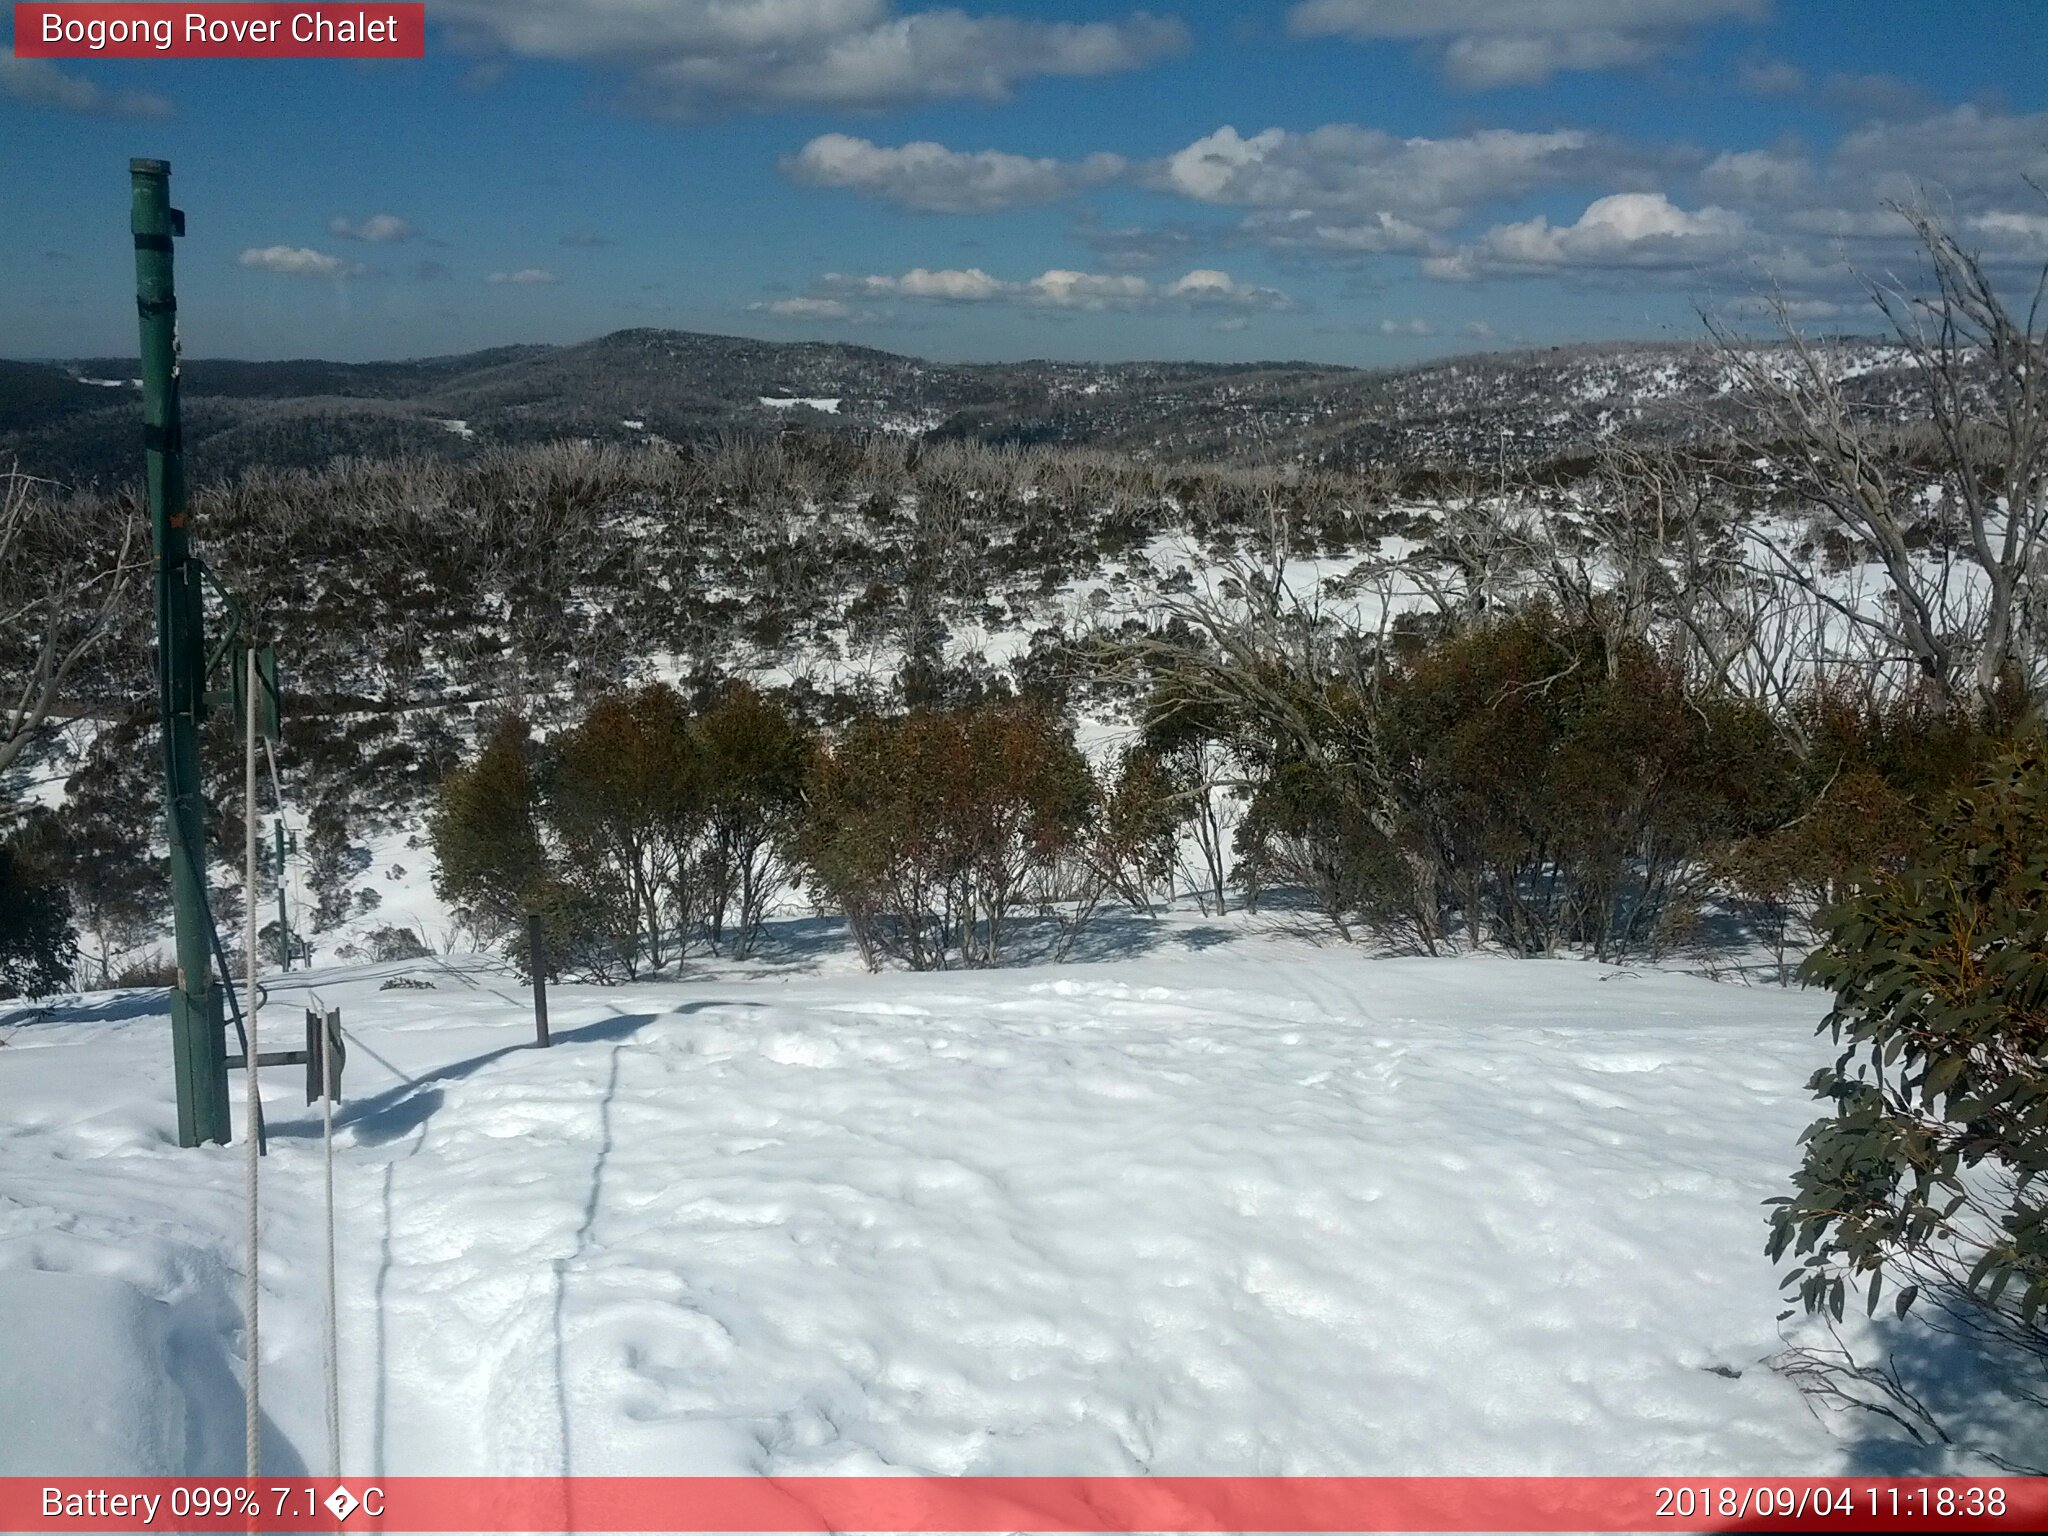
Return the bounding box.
[0,912,1990,1479]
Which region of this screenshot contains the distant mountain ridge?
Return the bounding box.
[0,326,1916,487]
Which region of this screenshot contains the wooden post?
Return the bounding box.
[528,913,551,1047]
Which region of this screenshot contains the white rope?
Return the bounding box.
[263,723,342,1475]
[320,1013,341,1476]
[261,735,298,970]
[243,646,262,1477]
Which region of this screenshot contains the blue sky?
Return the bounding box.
[3,1,2045,364]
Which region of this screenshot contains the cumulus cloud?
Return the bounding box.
[1376,316,1437,335]
[486,268,559,285]
[785,134,1125,213]
[820,265,1288,312]
[238,246,366,279]
[1285,0,1767,87]
[328,214,413,243]
[1147,124,1624,227]
[1430,192,1747,279]
[435,2,1187,114]
[0,58,169,117]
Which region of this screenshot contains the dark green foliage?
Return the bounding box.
[428,686,817,980]
[1768,741,2048,1342]
[1716,686,2001,980]
[544,684,703,977]
[0,820,76,999]
[695,684,809,958]
[1087,747,1181,913]
[57,723,161,985]
[304,799,364,934]
[429,713,551,947]
[1235,758,1385,942]
[1220,605,1784,955]
[802,703,1094,970]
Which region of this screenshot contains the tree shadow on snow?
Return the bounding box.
[4,989,172,1029]
[1817,1315,2048,1476]
[1026,910,1235,963]
[266,1000,756,1149]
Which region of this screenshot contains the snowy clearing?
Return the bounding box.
[0,916,1947,1477]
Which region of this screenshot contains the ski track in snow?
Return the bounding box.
[0,923,1884,1476]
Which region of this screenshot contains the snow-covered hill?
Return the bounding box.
[0,913,1986,1478]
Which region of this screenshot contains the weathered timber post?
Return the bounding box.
[528,913,551,1047]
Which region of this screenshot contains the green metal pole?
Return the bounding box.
[274,818,290,970]
[133,159,230,1148]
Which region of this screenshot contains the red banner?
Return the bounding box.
[11,4,424,59]
[1,1477,2041,1533]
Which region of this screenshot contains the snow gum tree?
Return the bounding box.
[801,703,1093,970]
[694,683,810,959]
[1769,739,2048,1450]
[429,712,553,950]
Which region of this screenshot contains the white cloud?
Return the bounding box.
[1285,0,1767,87]
[1160,269,1290,308]
[1241,209,1440,255]
[1441,29,1658,88]
[328,214,414,243]
[0,58,169,117]
[237,246,366,279]
[1699,148,1811,205]
[1376,316,1437,335]
[784,134,1125,213]
[757,296,852,318]
[1969,210,2048,249]
[821,265,1288,312]
[1735,57,1803,95]
[747,296,879,322]
[486,268,559,285]
[1069,214,1205,271]
[435,2,1187,114]
[1834,105,2048,205]
[1435,192,1747,278]
[1148,124,1618,227]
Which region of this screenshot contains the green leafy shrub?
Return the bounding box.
[0,822,75,999]
[1768,740,2048,1439]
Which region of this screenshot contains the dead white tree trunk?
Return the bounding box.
[0,469,143,788]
